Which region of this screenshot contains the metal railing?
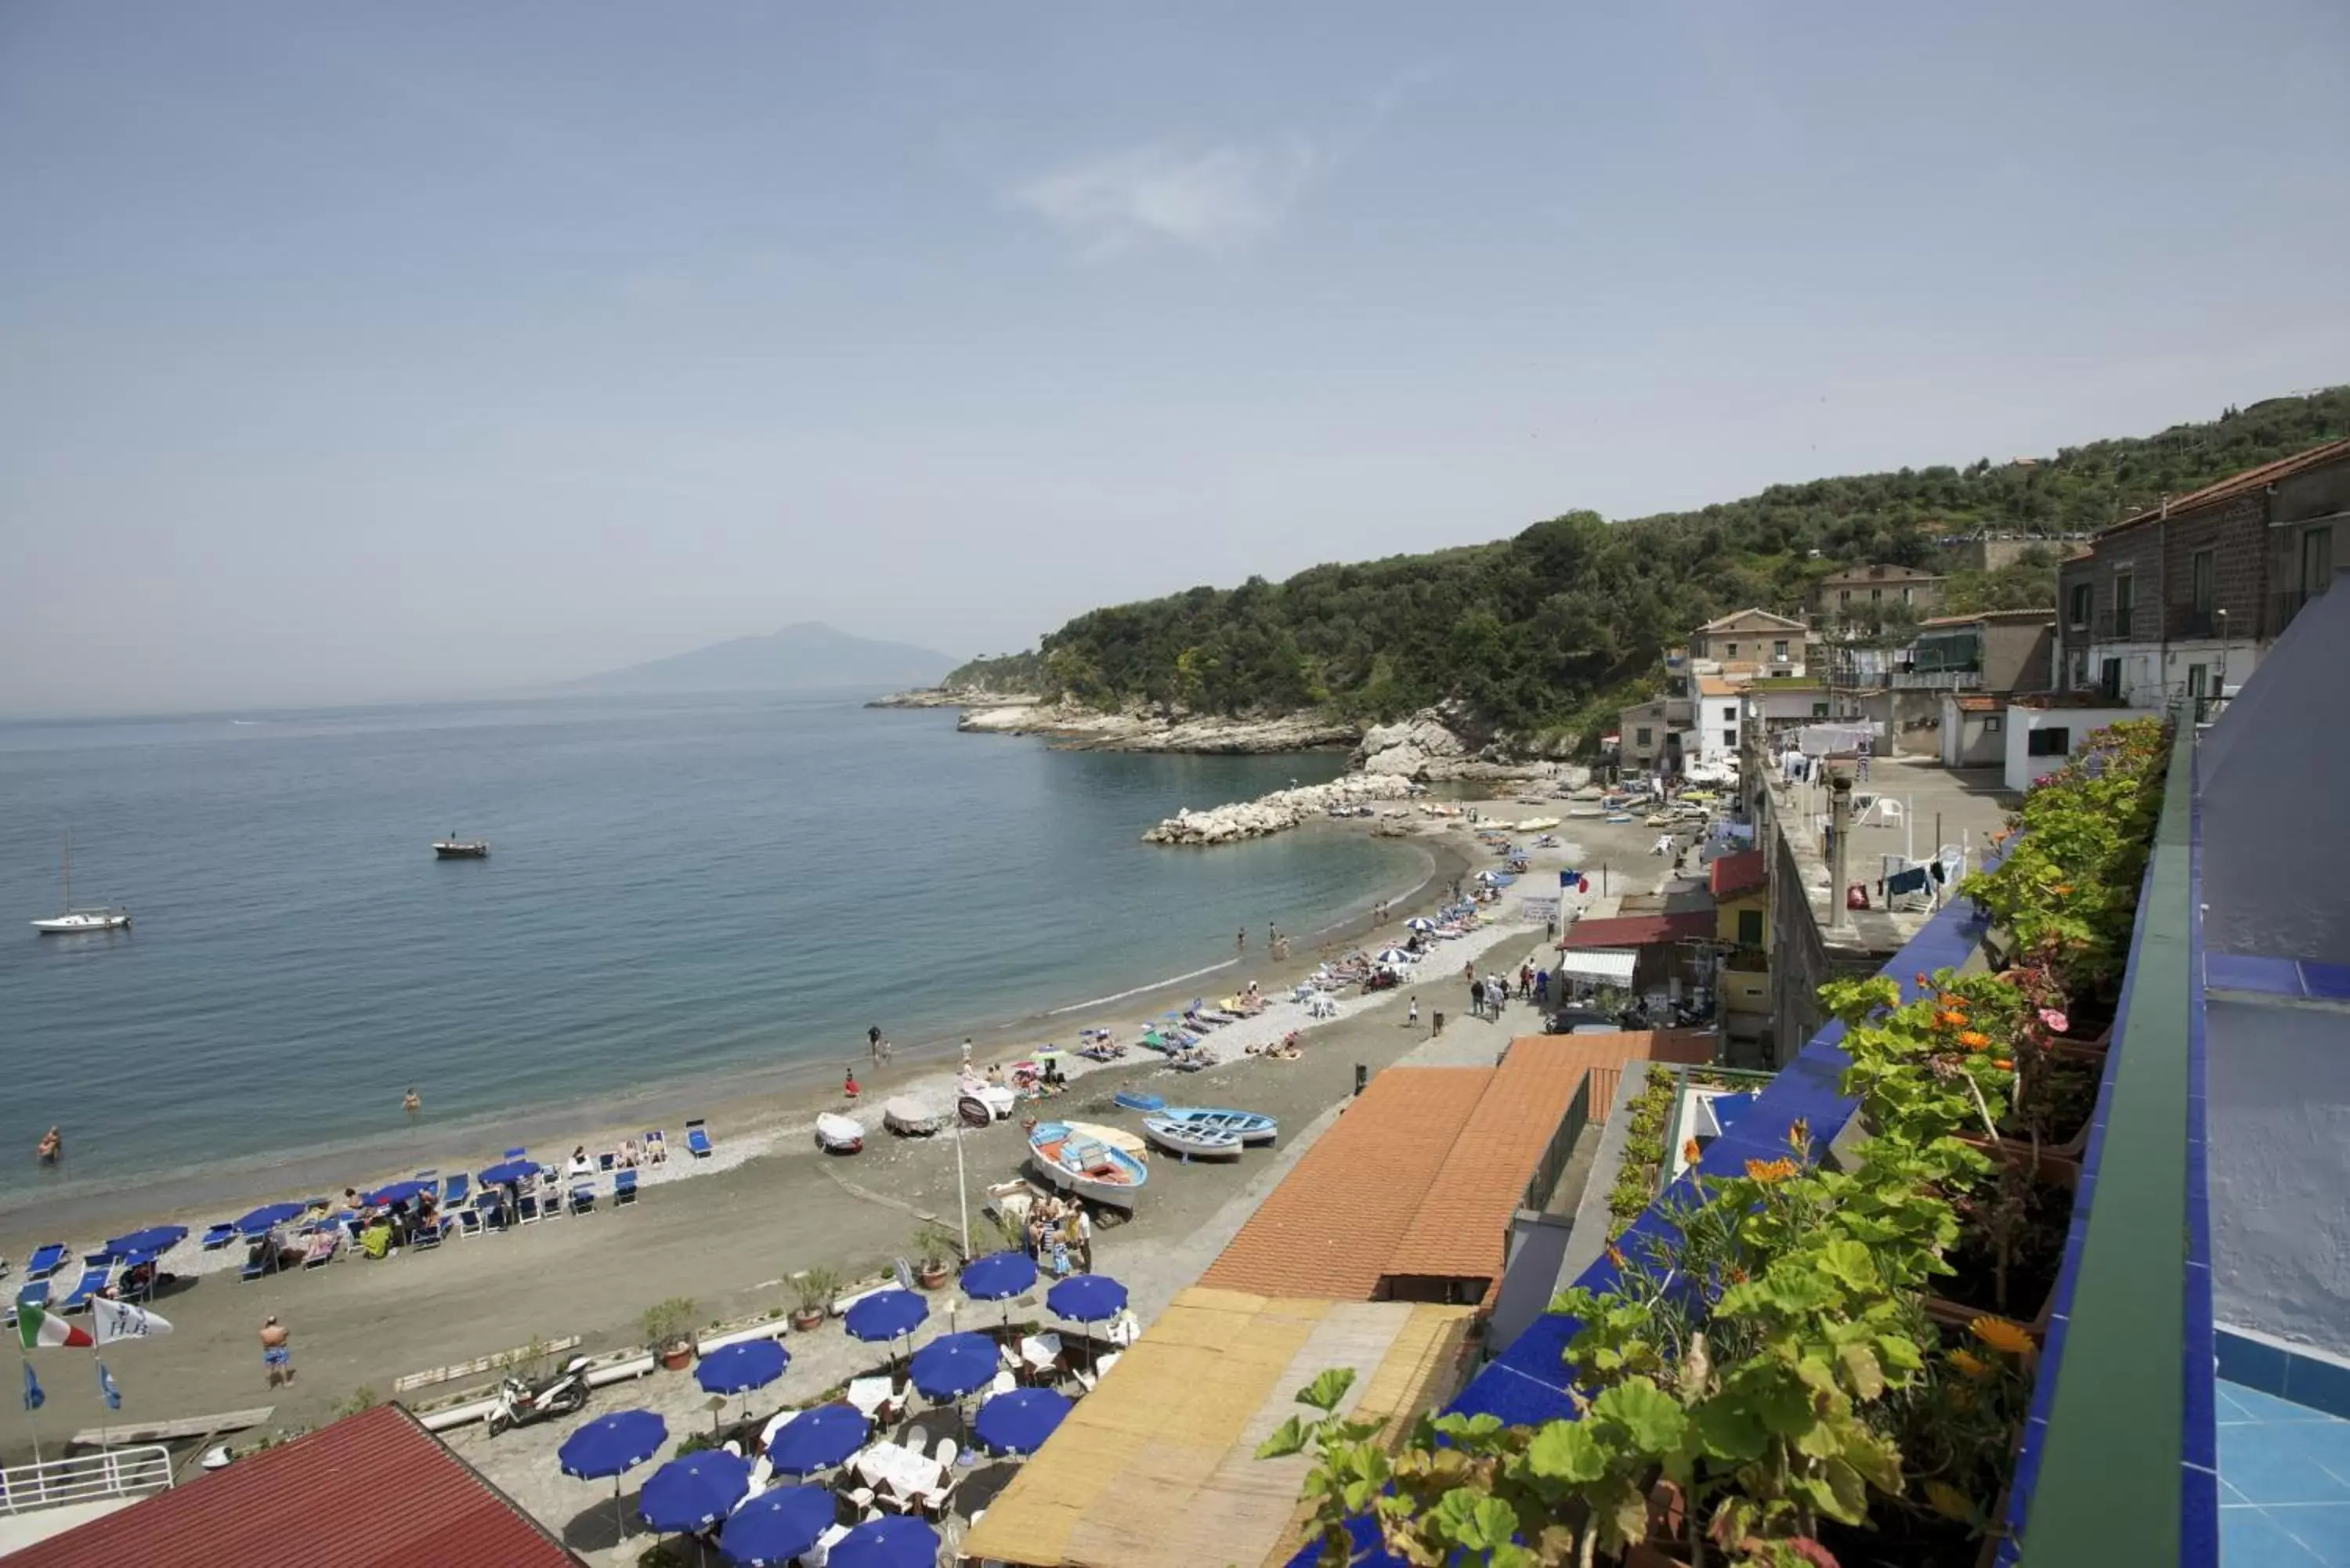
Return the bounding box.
[0,1444,174,1516]
[1517,1071,1598,1216]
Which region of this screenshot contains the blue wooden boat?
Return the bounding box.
[1158,1107,1278,1146]
[1113,1090,1166,1114]
[1142,1117,1243,1162]
[1029,1122,1148,1212]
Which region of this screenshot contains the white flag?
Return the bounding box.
[91,1299,172,1346]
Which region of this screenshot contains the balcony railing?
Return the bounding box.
[1891,669,1983,691]
[0,1445,174,1516]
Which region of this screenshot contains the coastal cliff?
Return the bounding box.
[954,701,1361,755]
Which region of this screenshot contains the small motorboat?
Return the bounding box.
[815,1113,865,1154]
[882,1097,945,1137]
[1028,1122,1148,1212]
[1112,1090,1166,1115]
[1156,1107,1278,1146]
[1061,1122,1149,1162]
[1141,1117,1243,1162]
[434,835,490,858]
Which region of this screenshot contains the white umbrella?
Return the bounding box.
[1375,948,1419,966]
[1404,917,1437,932]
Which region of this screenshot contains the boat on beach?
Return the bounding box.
[1028,1122,1148,1212]
[815,1112,865,1154]
[31,832,130,934]
[1112,1090,1165,1115]
[1061,1122,1148,1162]
[882,1097,945,1136]
[1141,1117,1243,1162]
[959,1095,992,1129]
[1157,1107,1278,1146]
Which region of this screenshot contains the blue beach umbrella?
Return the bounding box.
[974,1386,1072,1458]
[560,1408,669,1542]
[718,1484,837,1566]
[696,1339,789,1395]
[844,1288,928,1345]
[233,1201,305,1237]
[960,1250,1036,1302]
[1045,1273,1126,1323]
[477,1157,537,1188]
[363,1179,431,1208]
[99,1226,187,1261]
[827,1516,939,1568]
[763,1403,867,1478]
[909,1332,997,1402]
[638,1447,752,1534]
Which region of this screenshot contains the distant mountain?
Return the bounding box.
[566,623,959,694]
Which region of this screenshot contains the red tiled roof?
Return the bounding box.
[1695,608,1806,634]
[1708,850,1766,898]
[1201,1034,1711,1306]
[1558,911,1714,949]
[2100,437,2350,537]
[9,1404,577,1568]
[1697,677,1740,697]
[1918,609,2059,627]
[1953,694,2002,713]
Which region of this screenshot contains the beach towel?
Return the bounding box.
[359,1223,392,1260]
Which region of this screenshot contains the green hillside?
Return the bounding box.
[953,388,2350,744]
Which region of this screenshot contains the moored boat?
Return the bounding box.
[958,1095,992,1129]
[1157,1107,1278,1146]
[1061,1121,1148,1162]
[1141,1117,1243,1162]
[815,1112,865,1154]
[1028,1122,1148,1212]
[31,831,130,934]
[1112,1090,1166,1114]
[434,836,490,858]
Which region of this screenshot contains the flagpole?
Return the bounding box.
[20,1360,42,1467]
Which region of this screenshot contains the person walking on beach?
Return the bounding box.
[866,1026,883,1065]
[1236,927,1246,953]
[260,1315,293,1387]
[1408,995,1419,1029]
[402,1086,421,1121]
[1468,977,1484,1021]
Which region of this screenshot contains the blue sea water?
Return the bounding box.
[0,692,1422,1214]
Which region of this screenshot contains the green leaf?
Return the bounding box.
[1299,1367,1358,1413]
[1814,1237,1878,1293]
[1255,1414,1309,1460]
[1524,1420,1611,1484]
[1875,1333,1925,1373]
[1592,1378,1690,1454]
[1690,1400,1768,1462]
[1837,1342,1885,1400]
[1433,1411,1504,1446]
[1431,1487,1520,1552]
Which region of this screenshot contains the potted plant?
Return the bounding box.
[790,1267,839,1331]
[913,1222,958,1292]
[642,1298,699,1371]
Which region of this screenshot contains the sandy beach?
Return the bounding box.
[0,804,1678,1490]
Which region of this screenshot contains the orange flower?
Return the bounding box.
[1936,1010,1968,1030]
[1950,1349,1993,1380]
[1683,1137,1703,1166]
[1959,1031,1991,1051]
[1969,1316,2037,1357]
[1606,1244,1626,1269]
[1992,1059,2014,1071]
[2052,883,2074,896]
[1744,1158,1798,1185]
[1938,992,1965,1009]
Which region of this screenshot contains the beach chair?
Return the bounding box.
[56,1263,111,1313]
[685,1119,714,1159]
[803,1524,851,1567]
[913,1440,959,1518]
[302,1233,339,1269]
[613,1169,639,1206]
[443,1172,470,1209]
[598,1151,616,1172]
[643,1130,668,1165]
[472,1194,504,1233]
[200,1223,238,1252]
[516,1192,541,1225]
[569,1181,597,1216]
[25,1244,68,1281]
[239,1250,269,1283]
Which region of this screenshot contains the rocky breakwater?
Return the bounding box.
[956,700,1361,755]
[1142,772,1419,846]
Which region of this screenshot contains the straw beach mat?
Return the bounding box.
[960,1287,1471,1568]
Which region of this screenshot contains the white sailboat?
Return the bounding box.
[31,832,131,934]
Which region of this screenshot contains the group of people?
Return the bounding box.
[1464,959,1553,1021]
[1021,1193,1094,1276]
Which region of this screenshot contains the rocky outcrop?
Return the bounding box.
[1143,772,1419,846]
[1354,710,1473,779]
[866,687,1041,710]
[956,702,1360,755]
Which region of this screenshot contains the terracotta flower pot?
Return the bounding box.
[660,1344,695,1372]
[916,1263,949,1292]
[790,1306,825,1332]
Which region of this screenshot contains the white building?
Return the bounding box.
[2002,699,2157,793]
[1694,677,1744,762]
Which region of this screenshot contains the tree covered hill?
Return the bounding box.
[952,388,2350,742]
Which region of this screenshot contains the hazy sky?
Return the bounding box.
[5,2,2347,714]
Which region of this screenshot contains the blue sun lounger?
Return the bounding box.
[614,1169,639,1205]
[685,1120,714,1159]
[56,1262,112,1313]
[25,1244,69,1281]
[201,1223,238,1252]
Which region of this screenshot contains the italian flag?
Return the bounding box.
[17,1303,95,1350]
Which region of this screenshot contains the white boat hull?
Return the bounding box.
[32,912,130,934]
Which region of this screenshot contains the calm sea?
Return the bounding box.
[0,693,1420,1213]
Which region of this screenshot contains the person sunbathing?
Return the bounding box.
[620,1139,640,1168]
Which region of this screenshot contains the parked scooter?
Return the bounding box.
[486,1354,592,1436]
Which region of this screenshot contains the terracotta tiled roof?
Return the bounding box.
[1697,677,1740,697]
[1708,850,1766,898]
[2101,437,2350,537]
[1918,608,2058,627]
[1200,1033,1712,1306]
[1695,608,1807,634]
[1558,911,1714,949]
[9,1404,576,1568]
[1953,694,2002,713]
[1199,1068,1491,1300]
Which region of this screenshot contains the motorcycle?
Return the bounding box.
[486,1354,593,1436]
